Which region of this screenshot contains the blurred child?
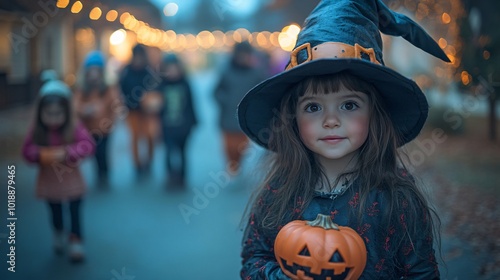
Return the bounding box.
[119,44,159,177]
[74,51,120,186]
[22,79,95,263]
[214,42,265,175]
[156,54,197,188]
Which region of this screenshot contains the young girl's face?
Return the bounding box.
[41,102,66,130]
[296,87,370,162]
[85,67,103,87]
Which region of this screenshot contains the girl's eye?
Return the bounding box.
[304,103,321,112]
[341,101,359,111]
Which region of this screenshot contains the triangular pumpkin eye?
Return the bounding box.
[299,245,311,256]
[329,250,344,263]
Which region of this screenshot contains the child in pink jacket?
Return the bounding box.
[22,78,95,263]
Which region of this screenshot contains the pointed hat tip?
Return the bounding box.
[443,54,452,63]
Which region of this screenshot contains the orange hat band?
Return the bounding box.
[286,42,381,70]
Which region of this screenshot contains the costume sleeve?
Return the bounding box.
[65,122,96,165]
[241,213,290,280]
[21,127,40,163]
[396,198,440,279]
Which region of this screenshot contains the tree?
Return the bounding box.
[459,0,500,141]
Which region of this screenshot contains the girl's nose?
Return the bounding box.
[323,110,340,128]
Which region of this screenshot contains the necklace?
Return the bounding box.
[316,177,351,200]
[328,178,350,200]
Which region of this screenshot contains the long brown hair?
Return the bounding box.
[246,71,440,252]
[33,94,75,146]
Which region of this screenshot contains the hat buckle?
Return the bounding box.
[286,42,380,70]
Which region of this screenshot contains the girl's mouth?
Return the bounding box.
[320,136,346,143]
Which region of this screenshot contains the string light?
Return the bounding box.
[70,1,83,13]
[89,7,102,20]
[461,71,471,85]
[441,12,451,24]
[120,12,131,24]
[438,38,447,49]
[483,50,490,60]
[56,0,69,9]
[106,10,118,22]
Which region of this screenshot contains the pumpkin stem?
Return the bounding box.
[307,214,340,230]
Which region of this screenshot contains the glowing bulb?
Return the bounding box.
[89,7,102,20]
[110,29,127,45]
[71,1,83,13]
[442,13,451,24]
[270,32,280,47]
[461,73,470,85]
[438,38,447,49]
[57,0,69,9]
[106,10,118,22]
[164,3,179,16]
[287,24,301,36]
[483,50,490,60]
[120,12,131,24]
[197,30,215,49]
[279,24,300,51]
[278,32,295,52]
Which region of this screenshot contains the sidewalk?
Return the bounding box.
[0,70,257,280]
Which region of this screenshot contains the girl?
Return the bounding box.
[22,79,95,263]
[154,53,197,188]
[238,0,450,279]
[74,51,120,186]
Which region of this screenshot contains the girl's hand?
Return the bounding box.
[39,147,66,165]
[51,147,67,162]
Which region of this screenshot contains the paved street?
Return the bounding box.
[0,70,266,280]
[0,69,483,280]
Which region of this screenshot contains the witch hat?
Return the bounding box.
[238,0,450,148]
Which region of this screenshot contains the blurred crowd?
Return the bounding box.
[21,41,276,262]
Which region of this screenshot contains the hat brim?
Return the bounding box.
[237,58,428,148]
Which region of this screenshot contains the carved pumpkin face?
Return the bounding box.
[274,214,367,280]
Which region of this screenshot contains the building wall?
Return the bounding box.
[0,10,75,110]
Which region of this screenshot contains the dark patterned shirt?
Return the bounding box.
[241,183,439,279]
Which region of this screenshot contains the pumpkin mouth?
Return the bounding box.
[280,257,351,280]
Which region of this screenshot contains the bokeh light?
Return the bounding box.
[89,7,102,20]
[110,29,127,46]
[56,0,69,9]
[441,12,451,24]
[438,38,447,49]
[106,10,118,22]
[164,3,179,17]
[70,1,83,13]
[278,24,301,52]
